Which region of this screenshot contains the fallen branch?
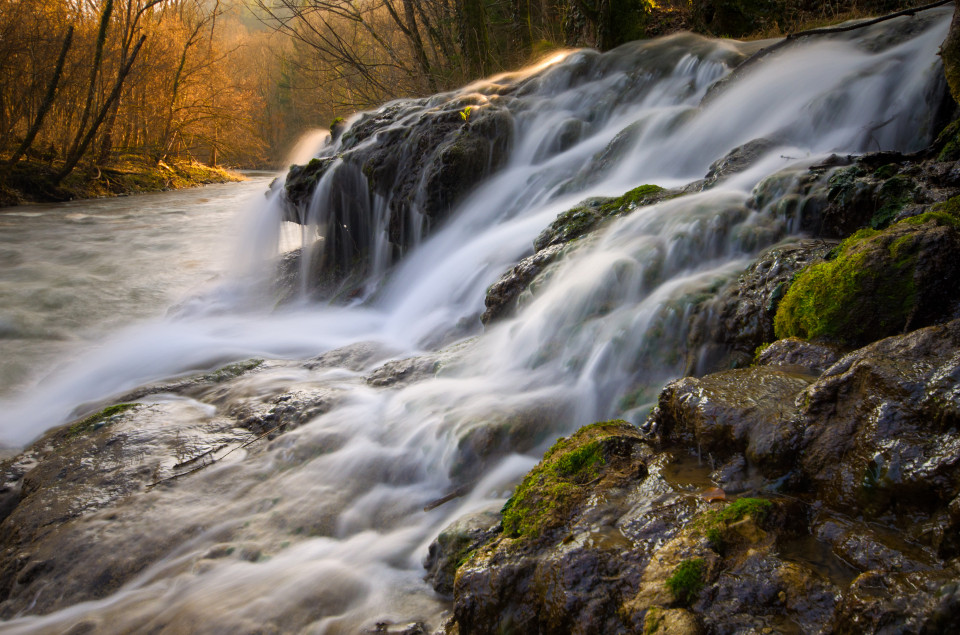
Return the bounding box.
[147,422,287,489]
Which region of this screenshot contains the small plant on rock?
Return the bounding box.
[666,558,705,606]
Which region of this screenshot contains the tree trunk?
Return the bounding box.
[459,0,491,77]
[68,0,114,161]
[56,35,146,184]
[7,26,74,167]
[514,0,532,53]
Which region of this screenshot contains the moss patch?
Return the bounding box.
[771,213,947,346]
[598,184,667,215]
[201,359,263,384]
[665,558,705,606]
[871,175,916,230]
[66,403,138,439]
[534,184,673,251]
[501,419,637,539]
[697,497,772,552]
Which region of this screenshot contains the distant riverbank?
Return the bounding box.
[0,155,244,207]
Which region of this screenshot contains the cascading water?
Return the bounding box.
[0,8,952,633]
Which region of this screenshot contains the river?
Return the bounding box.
[0,7,952,633]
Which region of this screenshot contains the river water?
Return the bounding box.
[0,8,952,634]
[0,177,275,408]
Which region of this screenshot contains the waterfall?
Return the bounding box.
[0,7,952,633]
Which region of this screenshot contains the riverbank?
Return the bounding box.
[0,155,244,208]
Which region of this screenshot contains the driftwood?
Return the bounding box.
[147,421,288,489]
[702,0,954,105]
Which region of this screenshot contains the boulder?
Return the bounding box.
[798,319,960,521]
[686,239,834,370]
[774,210,960,347]
[651,366,813,475]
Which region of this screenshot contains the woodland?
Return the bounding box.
[0,0,927,204]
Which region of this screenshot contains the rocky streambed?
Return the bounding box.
[3,136,960,634]
[2,11,959,633]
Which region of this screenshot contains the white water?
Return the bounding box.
[0,10,951,633]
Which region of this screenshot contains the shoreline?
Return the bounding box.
[0,155,247,208]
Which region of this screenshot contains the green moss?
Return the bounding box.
[67,403,138,439]
[599,184,666,215]
[936,120,960,162]
[666,558,705,606]
[501,419,632,539]
[553,440,604,477]
[202,359,263,383]
[752,342,772,364]
[534,184,672,251]
[712,497,772,525]
[773,224,918,346]
[697,497,772,553]
[643,607,666,634]
[874,164,898,180]
[871,176,916,230]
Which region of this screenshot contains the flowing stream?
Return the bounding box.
[0,8,952,633]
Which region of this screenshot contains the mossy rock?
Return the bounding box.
[534,184,670,251]
[500,419,646,540]
[65,403,139,440]
[773,209,960,347]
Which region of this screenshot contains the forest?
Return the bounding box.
[0,0,928,204]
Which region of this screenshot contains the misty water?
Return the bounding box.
[0,8,952,633]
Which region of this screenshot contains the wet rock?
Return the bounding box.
[305,341,399,372]
[0,401,253,617]
[231,387,339,435]
[481,243,563,324]
[702,138,777,187]
[423,510,500,595]
[755,338,841,375]
[277,98,514,296]
[652,366,813,475]
[799,319,960,518]
[813,518,934,574]
[452,421,658,634]
[774,210,960,347]
[484,184,677,326]
[642,607,703,634]
[366,356,440,388]
[114,358,265,403]
[686,239,834,371]
[832,561,960,634]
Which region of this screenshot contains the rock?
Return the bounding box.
[702,138,777,186]
[774,210,960,347]
[755,338,841,375]
[799,319,960,520]
[642,607,703,634]
[277,98,515,296]
[534,185,674,252]
[0,401,254,617]
[652,366,813,475]
[686,240,835,370]
[481,244,563,324]
[365,356,440,388]
[483,184,677,326]
[305,341,399,372]
[812,518,933,574]
[423,511,500,595]
[452,421,658,634]
[832,562,960,633]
